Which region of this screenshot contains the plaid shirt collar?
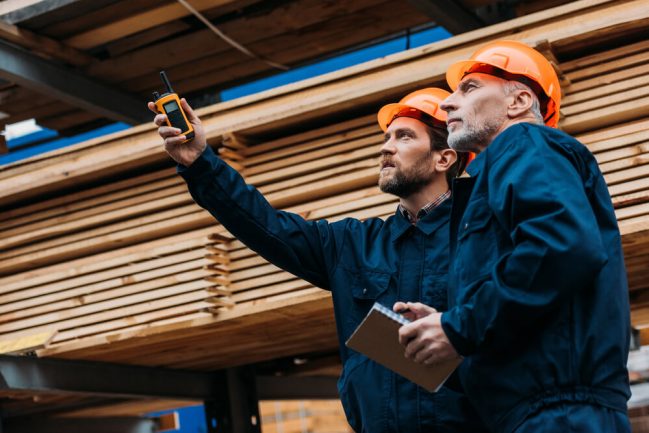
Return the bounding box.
[399,190,451,224]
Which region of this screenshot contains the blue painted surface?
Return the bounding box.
[2,25,450,166]
[149,405,207,433]
[0,122,130,166]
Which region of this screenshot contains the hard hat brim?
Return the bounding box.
[446,60,481,91]
[377,103,408,132]
[377,103,447,132]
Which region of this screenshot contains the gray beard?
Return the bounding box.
[448,118,501,153]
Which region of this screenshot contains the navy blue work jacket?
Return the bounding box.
[179,145,486,433]
[441,123,631,433]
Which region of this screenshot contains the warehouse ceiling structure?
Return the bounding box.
[0,0,572,153]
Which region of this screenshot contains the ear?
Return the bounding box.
[506,87,535,119]
[434,148,457,173]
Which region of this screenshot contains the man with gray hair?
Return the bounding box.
[395,40,631,433]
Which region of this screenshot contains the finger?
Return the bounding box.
[423,354,441,366]
[147,101,159,114]
[393,301,408,313]
[398,323,418,345]
[407,302,437,313]
[414,346,435,364]
[401,312,418,322]
[406,302,437,317]
[180,98,199,123]
[164,135,187,147]
[154,113,168,127]
[404,337,426,359]
[159,126,182,139]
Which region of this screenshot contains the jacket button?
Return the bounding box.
[363,288,368,295]
[464,222,469,230]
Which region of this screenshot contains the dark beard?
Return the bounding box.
[379,155,435,198]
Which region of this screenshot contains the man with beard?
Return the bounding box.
[148,88,485,433]
[397,40,631,433]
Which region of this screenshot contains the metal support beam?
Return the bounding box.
[407,0,484,34]
[0,355,218,400]
[0,40,149,125]
[0,356,339,401]
[205,367,261,433]
[0,356,341,433]
[1,416,156,433]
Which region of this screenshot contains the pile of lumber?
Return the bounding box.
[259,400,351,433]
[0,0,647,371]
[558,38,649,328]
[0,0,431,134]
[0,115,391,365]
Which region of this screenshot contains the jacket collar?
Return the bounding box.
[466,149,486,177]
[390,197,452,241]
[466,123,537,177]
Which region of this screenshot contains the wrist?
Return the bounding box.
[441,308,476,357]
[177,145,220,177]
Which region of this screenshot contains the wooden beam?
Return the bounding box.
[0,250,207,309]
[0,20,93,66]
[0,330,56,354]
[37,291,336,366]
[0,0,83,24]
[407,0,484,34]
[63,0,237,50]
[0,0,637,207]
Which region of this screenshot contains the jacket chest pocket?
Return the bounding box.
[421,272,449,312]
[347,270,391,332]
[455,197,499,287]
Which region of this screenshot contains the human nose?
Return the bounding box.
[380,136,396,156]
[441,92,458,114]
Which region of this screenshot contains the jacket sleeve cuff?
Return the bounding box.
[441,307,477,357]
[177,145,223,181]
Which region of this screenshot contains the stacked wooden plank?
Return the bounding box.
[0,114,392,366]
[259,400,351,433]
[206,37,649,327]
[0,0,431,133]
[3,0,646,208]
[557,38,649,329]
[0,0,646,373]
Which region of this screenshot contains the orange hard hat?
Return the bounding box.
[377,88,450,132]
[446,40,561,128]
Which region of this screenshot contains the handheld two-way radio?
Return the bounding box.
[153,71,194,142]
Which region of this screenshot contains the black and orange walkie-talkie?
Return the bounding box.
[153,71,194,142]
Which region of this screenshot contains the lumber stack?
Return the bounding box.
[3,0,647,208]
[559,38,649,329]
[0,1,646,373]
[0,115,392,365]
[0,0,432,134]
[259,400,352,433]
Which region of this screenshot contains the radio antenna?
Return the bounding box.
[160,71,174,94]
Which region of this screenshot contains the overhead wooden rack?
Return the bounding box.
[0,0,647,404]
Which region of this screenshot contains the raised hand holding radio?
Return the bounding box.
[148,72,206,167]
